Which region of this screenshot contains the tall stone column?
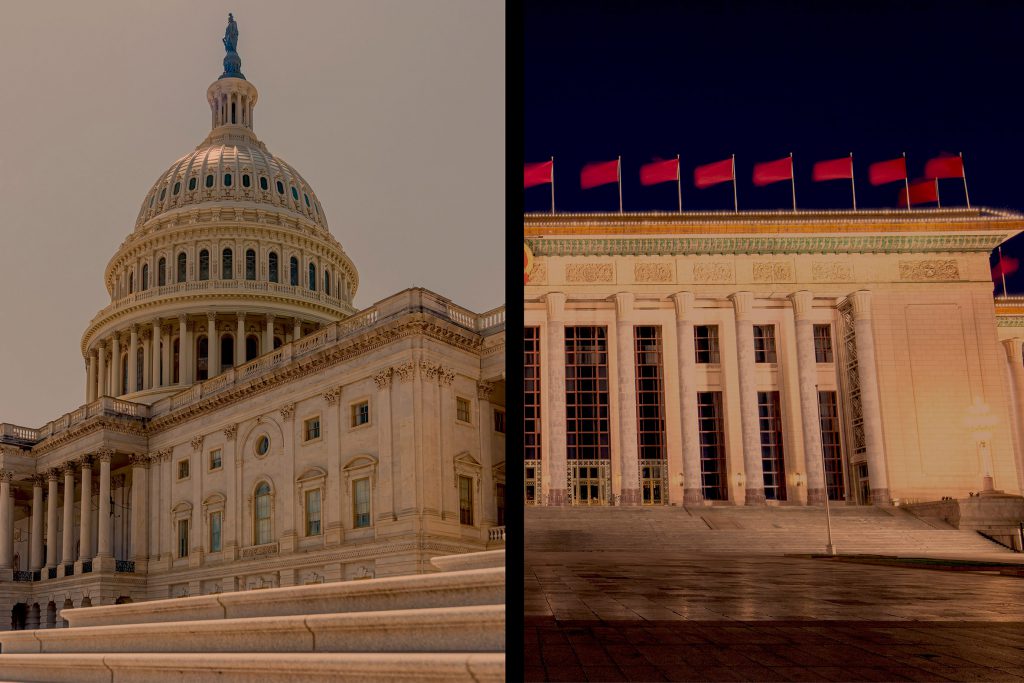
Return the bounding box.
[128,325,139,393]
[61,464,75,568]
[151,320,163,388]
[791,291,826,504]
[96,452,112,559]
[181,316,194,385]
[236,312,246,365]
[478,382,496,523]
[673,292,703,505]
[46,471,59,570]
[128,454,149,564]
[1001,339,1024,494]
[730,292,766,505]
[30,476,44,571]
[321,390,342,546]
[208,313,220,378]
[142,329,152,391]
[87,351,98,403]
[110,333,121,396]
[292,318,302,341]
[0,470,12,570]
[79,457,93,562]
[850,290,890,504]
[264,314,274,353]
[545,292,568,506]
[97,341,107,398]
[614,293,640,505]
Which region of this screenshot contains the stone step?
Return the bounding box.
[0,604,504,655]
[0,652,504,683]
[64,565,504,628]
[431,548,505,572]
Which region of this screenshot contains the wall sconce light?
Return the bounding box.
[675,473,685,487]
[736,472,744,488]
[794,472,804,487]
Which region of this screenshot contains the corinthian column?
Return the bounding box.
[791,291,826,504]
[30,476,44,571]
[128,325,139,393]
[0,470,12,570]
[62,464,75,567]
[208,313,220,378]
[1001,339,1024,494]
[673,292,702,504]
[614,293,640,505]
[129,454,149,562]
[79,456,93,561]
[97,341,107,398]
[46,470,59,570]
[850,290,890,504]
[151,319,163,388]
[545,292,568,506]
[87,351,98,403]
[236,312,246,365]
[264,314,274,353]
[96,452,112,559]
[180,316,193,385]
[730,292,766,505]
[110,333,121,396]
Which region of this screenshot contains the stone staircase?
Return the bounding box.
[0,549,504,682]
[526,505,1022,560]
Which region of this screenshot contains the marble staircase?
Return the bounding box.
[0,549,505,682]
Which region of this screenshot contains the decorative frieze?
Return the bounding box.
[811,261,854,282]
[565,262,614,283]
[693,262,734,283]
[419,361,456,386]
[634,262,673,283]
[528,261,548,284]
[899,259,960,281]
[752,261,794,283]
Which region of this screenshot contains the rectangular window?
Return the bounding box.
[351,401,369,427]
[209,449,222,471]
[818,391,846,501]
[459,475,474,525]
[305,489,322,536]
[524,326,542,472]
[456,397,472,423]
[177,519,189,558]
[754,324,778,363]
[496,482,505,526]
[177,458,189,480]
[634,326,666,463]
[525,464,538,505]
[694,325,720,364]
[758,391,787,501]
[814,324,834,363]
[303,416,321,442]
[493,409,506,433]
[697,391,728,501]
[209,511,222,553]
[353,478,371,528]
[565,326,610,461]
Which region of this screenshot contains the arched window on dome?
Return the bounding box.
[199,250,210,281]
[268,252,279,283]
[159,188,166,202]
[260,177,268,191]
[245,249,256,280]
[173,181,181,196]
[276,180,285,195]
[324,269,330,295]
[242,174,251,188]
[290,257,299,286]
[205,174,214,189]
[188,177,197,192]
[308,263,316,292]
[177,253,187,283]
[254,481,272,545]
[303,193,310,208]
[158,258,166,287]
[128,271,134,294]
[196,336,208,381]
[291,186,300,201]
[224,173,232,188]
[222,249,233,280]
[141,264,149,291]
[246,335,260,362]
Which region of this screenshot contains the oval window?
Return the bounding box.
[303,193,310,207]
[224,173,232,187]
[188,177,197,191]
[205,174,214,188]
[173,181,181,195]
[260,176,269,191]
[255,435,270,456]
[242,174,251,188]
[159,187,166,201]
[291,186,299,201]
[276,180,285,194]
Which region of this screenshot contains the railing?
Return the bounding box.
[487,526,506,543]
[81,561,92,574]
[115,560,135,573]
[2,396,150,446]
[12,571,32,582]
[240,542,279,560]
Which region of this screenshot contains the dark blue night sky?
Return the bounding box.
[524,1,1024,291]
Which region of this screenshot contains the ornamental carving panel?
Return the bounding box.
[565,263,614,284]
[693,262,734,283]
[373,368,394,390]
[812,261,854,282]
[527,261,548,284]
[899,259,960,281]
[752,261,794,284]
[632,262,674,283]
[223,424,238,441]
[394,362,416,383]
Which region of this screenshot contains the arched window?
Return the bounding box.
[222,249,233,280]
[128,272,134,294]
[289,257,299,286]
[159,188,166,202]
[158,258,166,287]
[242,174,251,188]
[173,181,181,196]
[324,269,330,295]
[268,252,279,283]
[308,263,316,292]
[172,338,180,384]
[231,101,237,124]
[245,249,256,280]
[177,253,187,283]
[205,174,214,188]
[188,177,197,191]
[121,353,128,395]
[196,336,208,381]
[141,264,149,291]
[260,177,268,191]
[199,250,210,280]
[136,347,144,392]
[221,334,234,369]
[291,186,299,201]
[276,180,285,195]
[254,482,272,545]
[224,173,232,187]
[246,335,259,361]
[273,336,283,349]
[303,193,310,207]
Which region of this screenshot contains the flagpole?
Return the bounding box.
[1000,246,1009,297]
[617,155,623,214]
[550,156,555,214]
[732,154,738,212]
[676,154,682,213]
[849,152,857,211]
[790,152,797,211]
[961,152,971,209]
[935,178,941,208]
[903,152,911,212]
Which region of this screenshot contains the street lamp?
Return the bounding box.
[964,397,998,493]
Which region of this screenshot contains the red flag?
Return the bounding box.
[752,156,793,186]
[524,161,553,188]
[813,157,854,182]
[640,159,679,186]
[868,157,907,185]
[925,155,965,179]
[993,255,1020,282]
[898,179,938,207]
[694,158,734,189]
[580,160,619,189]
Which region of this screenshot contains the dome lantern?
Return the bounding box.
[207,14,257,134]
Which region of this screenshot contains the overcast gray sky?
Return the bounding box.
[0,1,504,427]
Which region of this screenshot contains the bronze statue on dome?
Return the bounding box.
[220,12,245,80]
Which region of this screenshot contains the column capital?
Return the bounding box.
[374,367,394,390]
[613,292,635,320]
[0,469,13,484]
[790,290,814,321]
[266,313,275,322]
[671,291,695,320]
[47,468,61,482]
[79,454,94,469]
[1001,337,1023,361]
[191,434,205,451]
[545,291,566,321]
[849,290,872,321]
[223,423,239,441]
[178,313,188,324]
[129,453,151,468]
[279,403,296,421]
[130,323,139,335]
[31,474,46,488]
[207,312,217,320]
[61,462,78,476]
[97,339,107,351]
[729,291,755,320]
[236,311,247,320]
[89,347,99,359]
[477,381,494,400]
[321,388,341,406]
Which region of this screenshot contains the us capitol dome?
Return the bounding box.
[81,22,358,403]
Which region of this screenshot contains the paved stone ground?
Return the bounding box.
[524,552,1024,681]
